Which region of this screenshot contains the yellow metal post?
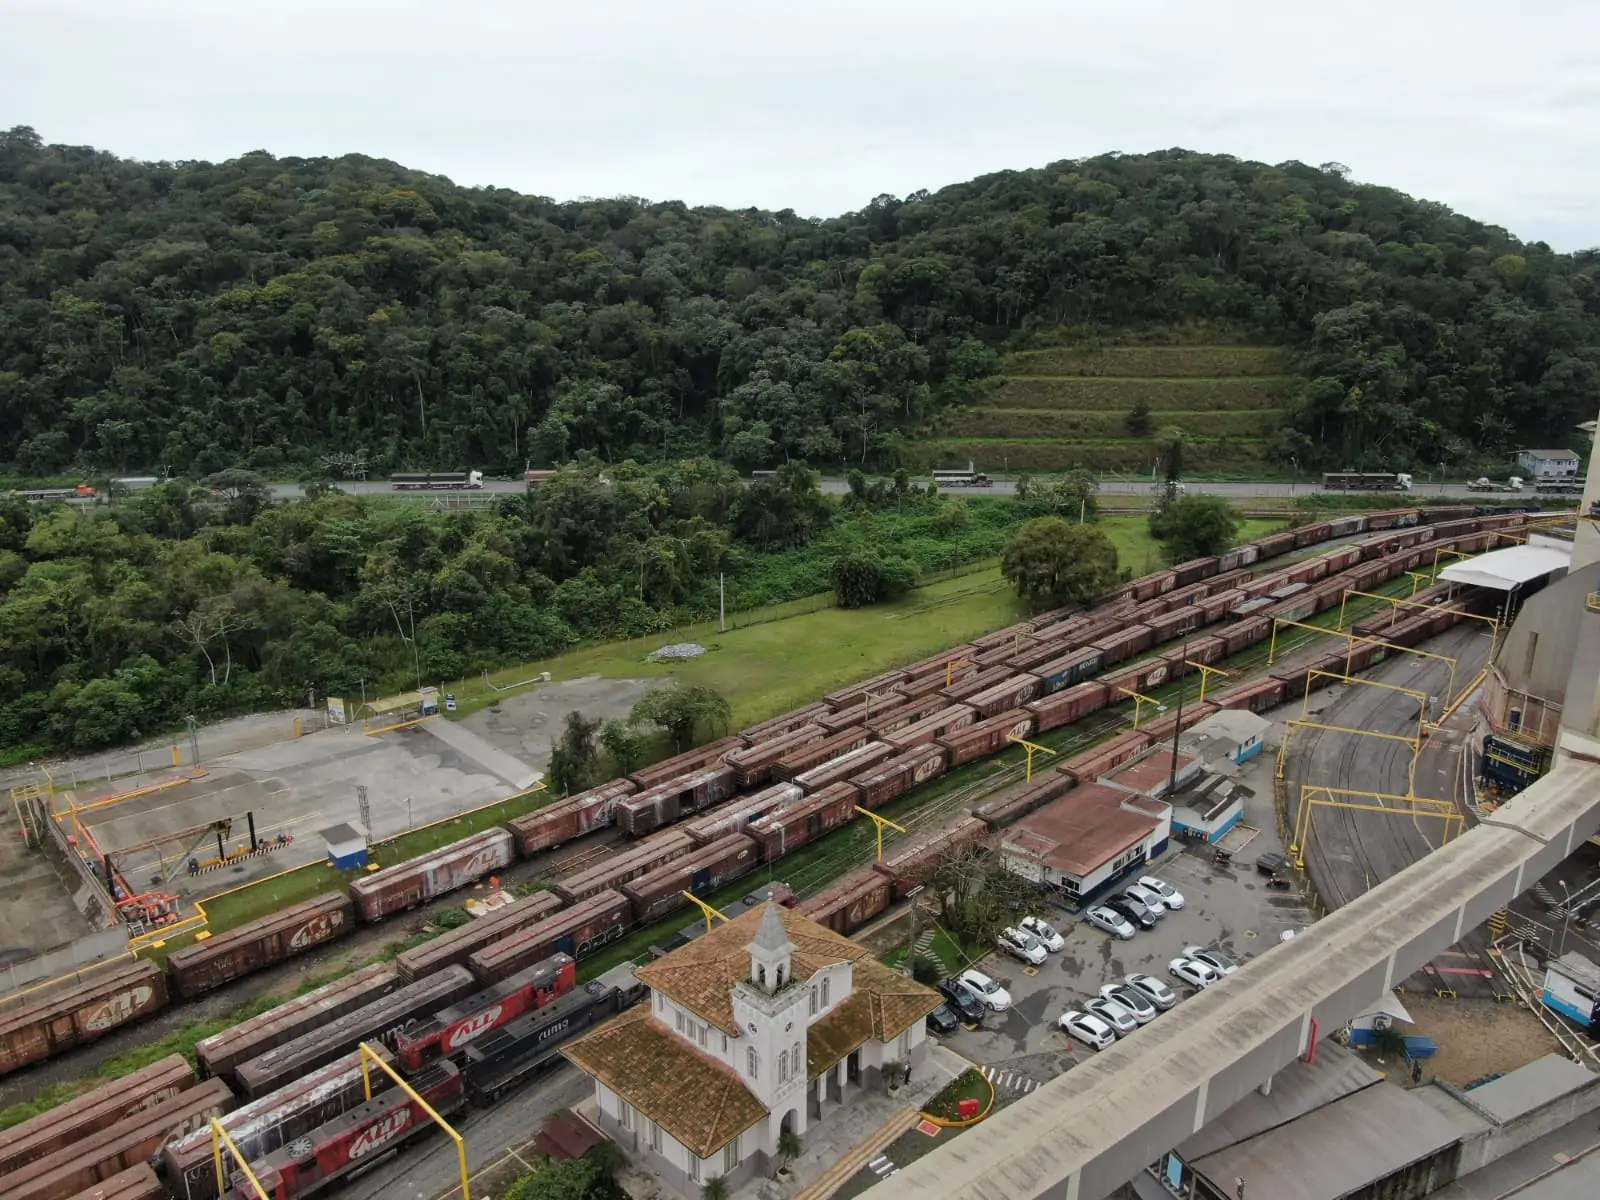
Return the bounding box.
[172,745,182,767]
[1186,661,1230,702]
[1005,735,1057,782]
[1340,588,1500,655]
[211,1117,271,1199]
[680,891,731,935]
[1290,785,1463,870]
[854,807,908,860]
[1116,687,1166,729]
[945,658,974,687]
[1267,616,1460,711]
[359,1043,470,1200]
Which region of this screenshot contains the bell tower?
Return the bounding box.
[731,903,810,1131]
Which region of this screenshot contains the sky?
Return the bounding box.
[4,0,1598,250]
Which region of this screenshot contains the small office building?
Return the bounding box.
[998,784,1170,901]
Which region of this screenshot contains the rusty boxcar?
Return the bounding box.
[1213,675,1287,714]
[823,669,909,712]
[233,967,475,1100]
[683,782,804,845]
[737,703,829,745]
[552,829,695,903]
[1087,624,1156,667]
[964,673,1042,718]
[971,772,1079,832]
[772,727,873,781]
[64,1163,166,1200]
[938,663,1019,704]
[0,960,168,1076]
[394,891,565,982]
[865,694,948,736]
[168,892,354,998]
[1057,729,1155,785]
[796,866,893,936]
[748,783,860,861]
[0,1053,193,1175]
[505,779,638,855]
[615,765,738,835]
[881,704,978,752]
[467,890,632,984]
[1028,646,1105,696]
[1025,680,1109,733]
[626,736,741,791]
[349,829,515,921]
[620,834,761,924]
[849,744,949,809]
[937,709,1036,768]
[791,740,895,793]
[871,816,989,899]
[725,724,826,785]
[195,963,399,1081]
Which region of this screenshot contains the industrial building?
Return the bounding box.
[1515,448,1582,479]
[998,784,1171,899]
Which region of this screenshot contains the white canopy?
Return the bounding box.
[1438,544,1570,592]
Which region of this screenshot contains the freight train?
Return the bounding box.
[2,504,1533,1082]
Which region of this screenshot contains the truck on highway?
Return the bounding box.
[523,469,556,487]
[1321,472,1413,492]
[391,470,484,491]
[932,464,993,488]
[1467,476,1524,493]
[10,483,97,503]
[1536,479,1586,496]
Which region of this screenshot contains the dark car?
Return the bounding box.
[1107,896,1157,931]
[937,978,987,1025]
[926,1002,961,1035]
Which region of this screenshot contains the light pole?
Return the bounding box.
[1290,456,1298,495]
[1559,879,1574,955]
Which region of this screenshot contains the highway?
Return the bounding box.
[267,477,1519,501]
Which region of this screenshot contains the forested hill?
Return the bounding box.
[2,124,1598,477]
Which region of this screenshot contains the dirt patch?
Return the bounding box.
[1398,993,1566,1087]
[460,676,653,774]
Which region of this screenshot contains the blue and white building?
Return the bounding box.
[1541,951,1600,1029]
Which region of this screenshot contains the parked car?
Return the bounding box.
[1084,996,1139,1037]
[1020,915,1065,952]
[1138,875,1186,910]
[1098,983,1157,1024]
[926,1002,961,1035]
[1086,905,1137,940]
[960,968,1012,1012]
[1169,957,1222,990]
[938,978,987,1024]
[1183,945,1240,977]
[1105,896,1156,931]
[1058,1009,1117,1050]
[997,926,1047,966]
[1125,972,1179,1011]
[1119,885,1167,918]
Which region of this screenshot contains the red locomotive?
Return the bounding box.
[393,953,576,1071]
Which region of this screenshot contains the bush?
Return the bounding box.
[829,550,919,608]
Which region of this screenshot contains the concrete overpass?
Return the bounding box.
[865,756,1600,1200]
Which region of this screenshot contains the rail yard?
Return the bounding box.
[0,503,1543,1200]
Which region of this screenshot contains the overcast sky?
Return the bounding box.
[4,0,1598,249]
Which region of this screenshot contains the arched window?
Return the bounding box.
[809,987,817,1016]
[793,1041,802,1077]
[747,1047,759,1080]
[778,1050,789,1083]
[821,976,830,1007]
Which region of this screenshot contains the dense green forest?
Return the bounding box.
[0,461,1045,756]
[2,125,1598,475]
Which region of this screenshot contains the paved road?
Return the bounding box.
[270,477,1518,501]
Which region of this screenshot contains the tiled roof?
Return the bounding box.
[560,1006,767,1159]
[804,957,942,1078]
[635,902,864,1035]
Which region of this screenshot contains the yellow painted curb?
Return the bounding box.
[918,1070,996,1127]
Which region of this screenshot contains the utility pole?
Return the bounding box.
[903,885,924,978]
[719,573,726,634]
[1166,638,1189,798]
[357,785,371,839]
[186,715,200,767]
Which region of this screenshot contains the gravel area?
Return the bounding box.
[460,675,653,773]
[1399,993,1566,1088]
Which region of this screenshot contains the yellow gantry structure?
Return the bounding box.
[1289,785,1465,870]
[1336,588,1501,656]
[944,657,975,687]
[1265,616,1461,709]
[1116,686,1166,729]
[854,806,908,860]
[680,891,731,935]
[1186,660,1230,702]
[358,1042,470,1200]
[211,1118,271,1198]
[1005,735,1057,782]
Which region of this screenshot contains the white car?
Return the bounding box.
[1020,915,1065,952]
[1086,905,1137,940]
[1138,875,1186,910]
[1125,972,1178,1011]
[1083,996,1139,1036]
[1183,945,1240,977]
[1098,983,1157,1024]
[1169,957,1222,990]
[1058,1009,1117,1050]
[960,968,1012,1012]
[1123,882,1169,915]
[998,926,1047,966]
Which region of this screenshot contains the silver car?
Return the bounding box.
[1086,905,1136,940]
[1184,945,1240,976]
[1124,972,1179,1011]
[1123,882,1169,916]
[1098,983,1157,1023]
[1084,996,1139,1037]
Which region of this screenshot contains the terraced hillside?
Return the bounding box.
[918,343,1295,474]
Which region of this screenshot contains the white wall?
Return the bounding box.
[654,991,736,1070]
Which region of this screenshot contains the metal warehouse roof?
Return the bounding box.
[1438,544,1571,592]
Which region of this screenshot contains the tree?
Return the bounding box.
[1125,400,1153,436]
[200,469,271,525]
[1048,470,1099,522]
[1149,495,1240,562]
[630,684,732,751]
[776,1128,803,1176]
[1000,518,1121,610]
[829,550,919,608]
[1154,427,1189,483]
[600,719,648,774]
[547,710,603,796]
[926,838,1041,950]
[700,1179,730,1200]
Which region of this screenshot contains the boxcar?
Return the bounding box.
[1254,530,1298,557]
[196,963,399,1081]
[866,694,948,735]
[871,816,989,900]
[1025,681,1109,733]
[881,704,978,752]
[0,1054,193,1176]
[1088,624,1155,667]
[792,741,895,792]
[1216,543,1261,573]
[615,765,738,834]
[824,669,909,712]
[938,663,1015,703]
[350,829,514,921]
[0,960,168,1076]
[1291,521,1334,549]
[850,745,949,809]
[163,1048,394,1200]
[1222,615,1272,657]
[1001,637,1078,673]
[65,1163,165,1200]
[1146,606,1206,642]
[1214,676,1287,714]
[168,893,353,998]
[972,772,1079,832]
[627,736,742,791]
[796,867,893,936]
[395,891,565,982]
[748,783,860,861]
[901,644,980,683]
[621,834,761,924]
[6,1078,234,1200]
[551,830,695,903]
[1099,657,1181,701]
[234,968,476,1100]
[467,890,632,985]
[1172,556,1220,588]
[965,673,1042,718]
[773,727,873,781]
[726,724,826,784]
[682,782,803,845]
[1130,569,1177,601]
[890,670,962,702]
[937,709,1035,768]
[738,703,829,745]
[1136,701,1219,745]
[971,621,1044,653]
[1028,647,1107,697]
[1058,729,1154,785]
[506,779,637,855]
